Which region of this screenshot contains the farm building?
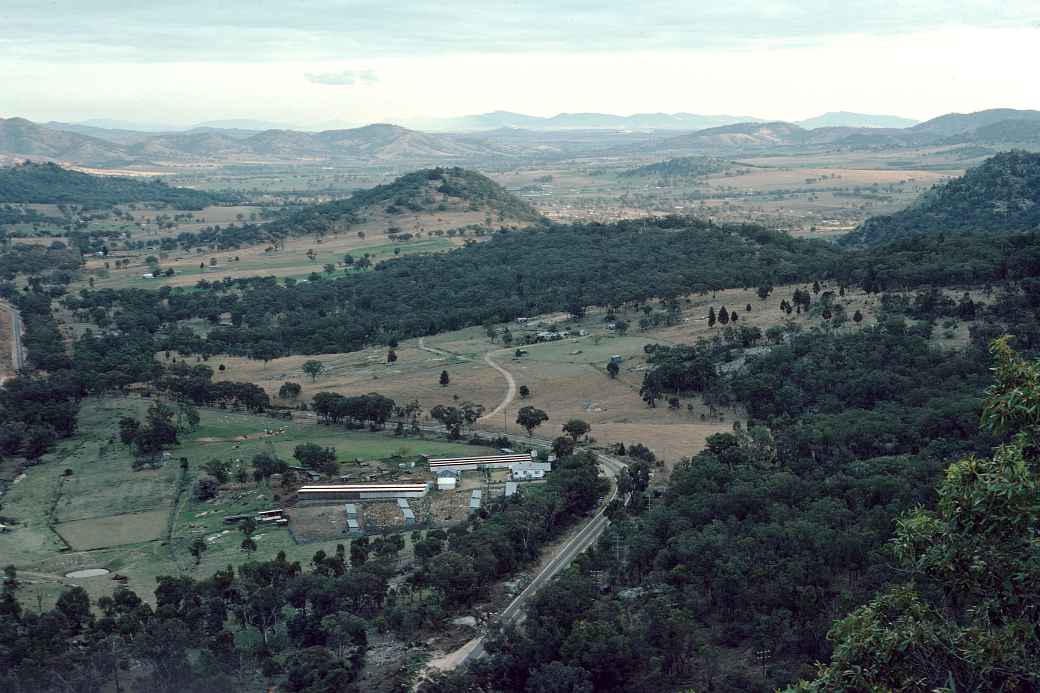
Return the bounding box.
[346,518,362,535]
[469,489,483,511]
[504,481,519,497]
[344,503,358,517]
[511,462,552,481]
[427,452,534,474]
[402,508,416,526]
[297,482,429,501]
[435,473,458,491]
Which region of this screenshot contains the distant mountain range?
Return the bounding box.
[2,108,1039,168]
[413,110,919,131]
[0,118,513,167]
[643,109,1040,155]
[794,111,919,129]
[841,150,1040,247]
[410,111,765,132]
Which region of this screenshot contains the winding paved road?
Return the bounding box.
[0,300,25,382]
[416,333,628,674]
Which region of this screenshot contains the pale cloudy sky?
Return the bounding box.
[1,1,1038,127]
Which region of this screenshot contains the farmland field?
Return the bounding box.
[0,396,497,609]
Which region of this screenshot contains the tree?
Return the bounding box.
[195,476,220,500]
[853,309,863,323]
[516,406,549,436]
[718,306,730,325]
[562,419,590,443]
[757,284,773,301]
[552,436,576,458]
[708,306,716,327]
[793,338,1040,692]
[518,385,530,399]
[252,452,287,481]
[118,416,140,447]
[439,370,450,387]
[387,349,397,364]
[431,405,465,439]
[606,361,620,379]
[251,341,281,367]
[189,538,208,566]
[349,537,369,566]
[525,662,594,693]
[294,443,338,477]
[320,613,367,662]
[302,360,325,382]
[202,458,231,483]
[279,381,302,400]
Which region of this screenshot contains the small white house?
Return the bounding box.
[436,475,457,491]
[510,461,552,481]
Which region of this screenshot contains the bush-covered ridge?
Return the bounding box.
[266,167,544,236]
[0,161,233,209]
[67,216,842,357]
[620,156,738,179]
[842,150,1040,247]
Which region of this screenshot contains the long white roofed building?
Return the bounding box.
[426,452,534,474]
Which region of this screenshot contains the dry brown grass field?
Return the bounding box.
[490,151,958,233]
[210,283,889,468]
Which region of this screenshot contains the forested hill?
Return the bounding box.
[266,167,544,236]
[841,150,1040,247]
[0,161,233,209]
[620,156,737,179]
[69,217,841,358]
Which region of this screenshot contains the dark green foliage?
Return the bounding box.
[0,243,81,281]
[293,443,338,477]
[842,151,1040,246]
[621,156,735,180]
[69,217,841,358]
[450,324,999,691]
[0,162,232,209]
[266,167,542,237]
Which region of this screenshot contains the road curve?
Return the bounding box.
[416,336,517,425]
[477,350,516,423]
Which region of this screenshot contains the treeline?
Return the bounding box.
[0,291,82,459]
[0,242,82,281]
[0,162,234,209]
[0,204,62,229]
[68,217,843,357]
[621,155,736,179]
[434,323,999,691]
[311,392,396,429]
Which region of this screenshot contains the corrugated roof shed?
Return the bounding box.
[396,498,410,509]
[402,508,415,520]
[344,503,358,516]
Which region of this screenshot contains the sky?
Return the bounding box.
[1,1,1038,128]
